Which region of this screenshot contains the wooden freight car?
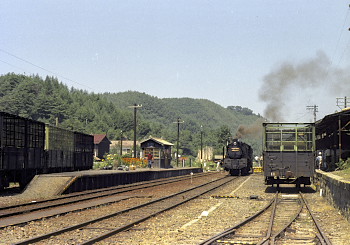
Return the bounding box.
[0,112,45,188]
[0,112,93,189]
[263,123,315,188]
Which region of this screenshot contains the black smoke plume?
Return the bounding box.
[235,120,263,139]
[258,51,350,121]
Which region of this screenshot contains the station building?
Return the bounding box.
[140,137,173,168]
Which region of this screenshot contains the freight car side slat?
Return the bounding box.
[263,123,315,186]
[0,111,93,189]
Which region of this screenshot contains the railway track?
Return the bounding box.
[200,192,332,245]
[0,171,216,228]
[13,175,236,244]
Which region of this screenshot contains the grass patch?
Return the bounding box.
[333,168,350,179]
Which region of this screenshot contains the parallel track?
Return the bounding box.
[13,175,236,244]
[0,172,215,228]
[200,192,332,245]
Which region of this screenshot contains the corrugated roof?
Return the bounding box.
[316,109,350,132]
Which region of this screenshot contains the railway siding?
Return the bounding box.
[2,173,350,244]
[314,169,350,222]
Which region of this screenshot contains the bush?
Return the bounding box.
[93,160,113,170]
[336,158,350,170]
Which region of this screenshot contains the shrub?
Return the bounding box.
[336,158,350,170]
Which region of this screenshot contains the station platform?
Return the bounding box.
[23,167,203,198]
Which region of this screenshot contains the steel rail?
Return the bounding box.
[0,171,211,211]
[13,176,235,245]
[268,197,304,245]
[0,172,213,222]
[261,192,332,245]
[81,176,235,245]
[300,192,333,245]
[199,192,278,245]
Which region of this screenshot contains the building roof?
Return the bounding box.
[316,108,350,133]
[110,140,138,148]
[140,137,174,146]
[93,134,111,144]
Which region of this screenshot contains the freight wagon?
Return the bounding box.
[263,123,315,188]
[0,112,93,189]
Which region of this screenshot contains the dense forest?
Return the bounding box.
[0,73,264,158]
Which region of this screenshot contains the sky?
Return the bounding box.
[1,0,350,122]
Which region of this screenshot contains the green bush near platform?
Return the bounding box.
[93,154,149,170]
[93,160,113,170]
[336,158,350,170]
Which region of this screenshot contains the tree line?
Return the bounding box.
[0,73,264,157]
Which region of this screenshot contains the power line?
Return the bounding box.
[0,48,94,90]
[332,5,350,67]
[325,5,350,81]
[0,59,27,73]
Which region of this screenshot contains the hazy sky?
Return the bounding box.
[1,1,350,122]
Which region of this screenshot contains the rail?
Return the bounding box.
[199,192,332,245]
[0,172,215,228]
[13,175,236,244]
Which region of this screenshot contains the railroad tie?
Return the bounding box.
[211,195,239,199]
[216,240,256,244]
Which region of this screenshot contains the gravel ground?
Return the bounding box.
[0,172,226,244]
[98,174,350,245]
[304,190,350,245]
[100,173,271,245]
[1,172,350,245]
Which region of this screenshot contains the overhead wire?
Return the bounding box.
[322,4,350,93]
[0,48,94,90]
[0,59,28,73]
[331,5,350,67]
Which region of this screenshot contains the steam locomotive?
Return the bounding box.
[0,111,94,190]
[223,138,253,176]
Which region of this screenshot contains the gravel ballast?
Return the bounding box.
[1,172,350,244]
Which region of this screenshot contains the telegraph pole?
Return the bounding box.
[128,104,142,158]
[336,96,348,109]
[200,125,203,161]
[120,130,123,156]
[173,118,184,167]
[306,105,318,122]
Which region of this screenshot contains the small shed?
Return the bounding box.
[93,134,112,160]
[140,137,173,168]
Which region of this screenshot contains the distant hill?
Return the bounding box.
[102,91,264,154]
[0,73,264,157]
[103,91,261,134]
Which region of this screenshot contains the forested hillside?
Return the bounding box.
[0,73,264,157]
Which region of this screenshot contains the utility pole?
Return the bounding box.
[128,104,142,158]
[200,125,203,161]
[306,105,318,122]
[339,116,342,161]
[336,96,348,109]
[120,130,123,156]
[173,118,184,167]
